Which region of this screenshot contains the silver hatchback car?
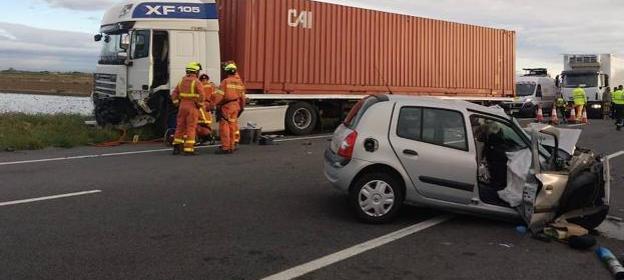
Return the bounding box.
[324,95,611,230]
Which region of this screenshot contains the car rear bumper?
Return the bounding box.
[324,148,368,193]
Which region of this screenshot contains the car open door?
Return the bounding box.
[389,106,476,204]
[519,127,569,231]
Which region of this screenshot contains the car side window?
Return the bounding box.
[397,107,468,151]
[397,107,422,141]
[470,115,528,151]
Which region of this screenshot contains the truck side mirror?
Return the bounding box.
[555,75,560,88]
[94,34,102,42]
[536,86,543,98]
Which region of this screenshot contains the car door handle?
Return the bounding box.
[403,149,419,156]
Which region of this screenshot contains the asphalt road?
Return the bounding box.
[0,120,623,280]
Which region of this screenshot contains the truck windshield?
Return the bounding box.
[515,83,536,96]
[563,74,598,88]
[99,33,128,65]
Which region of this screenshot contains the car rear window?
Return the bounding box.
[343,95,387,129]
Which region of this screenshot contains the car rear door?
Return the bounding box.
[389,105,476,204]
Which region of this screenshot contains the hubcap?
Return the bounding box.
[292,108,313,130]
[358,180,395,217]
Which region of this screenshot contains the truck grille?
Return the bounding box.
[94,73,117,96]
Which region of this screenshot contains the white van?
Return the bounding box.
[504,68,557,117]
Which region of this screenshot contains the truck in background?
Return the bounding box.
[93,0,516,135]
[557,54,624,118]
[502,68,556,117]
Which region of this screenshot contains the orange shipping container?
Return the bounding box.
[218,0,516,97]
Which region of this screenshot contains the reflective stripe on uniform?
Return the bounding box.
[179,80,198,100]
[186,140,196,145]
[184,148,195,152]
[226,84,245,90]
[173,138,185,144]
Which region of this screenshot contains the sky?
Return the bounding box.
[0,0,623,74]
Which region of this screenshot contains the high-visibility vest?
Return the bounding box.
[556,97,567,108]
[613,90,624,105]
[572,87,587,105]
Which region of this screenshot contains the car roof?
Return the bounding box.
[381,94,510,120]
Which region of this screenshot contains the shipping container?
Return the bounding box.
[218,0,516,97]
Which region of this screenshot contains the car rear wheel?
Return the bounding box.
[350,172,404,224]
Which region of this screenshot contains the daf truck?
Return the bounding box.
[93,0,516,135]
[557,54,624,118]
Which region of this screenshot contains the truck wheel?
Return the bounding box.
[94,99,129,126]
[285,102,318,135]
[349,172,404,224]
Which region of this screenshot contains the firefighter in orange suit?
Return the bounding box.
[196,74,216,142]
[171,62,205,155]
[214,63,246,154]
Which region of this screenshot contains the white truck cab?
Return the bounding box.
[557,54,624,118]
[503,68,556,117]
[94,0,221,127]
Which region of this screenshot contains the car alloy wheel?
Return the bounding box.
[358,180,395,217]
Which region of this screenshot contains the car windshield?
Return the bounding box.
[563,74,598,88]
[99,33,128,65]
[516,83,536,96]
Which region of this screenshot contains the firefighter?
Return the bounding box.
[572,85,587,122]
[613,85,624,130]
[555,94,568,124]
[196,74,216,144]
[214,63,246,154]
[171,62,205,155]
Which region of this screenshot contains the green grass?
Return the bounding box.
[0,113,162,151]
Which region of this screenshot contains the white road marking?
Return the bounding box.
[260,215,453,280]
[0,135,332,166]
[0,190,102,207]
[564,124,585,127]
[608,150,624,160]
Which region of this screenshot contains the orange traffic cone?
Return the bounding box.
[535,105,544,123]
[581,107,589,124]
[568,105,577,124]
[550,106,559,125]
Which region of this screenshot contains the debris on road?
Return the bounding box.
[596,247,624,280]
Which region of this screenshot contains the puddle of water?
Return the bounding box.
[597,220,624,241]
[0,93,93,115]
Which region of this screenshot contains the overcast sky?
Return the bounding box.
[0,0,622,73]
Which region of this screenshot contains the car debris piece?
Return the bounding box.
[596,247,624,280]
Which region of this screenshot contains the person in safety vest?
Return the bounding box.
[171,62,205,155]
[214,62,246,154]
[555,94,569,124]
[612,85,624,130]
[572,85,587,122]
[196,74,216,143]
[603,87,612,120]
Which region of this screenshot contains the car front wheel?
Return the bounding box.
[350,173,404,224]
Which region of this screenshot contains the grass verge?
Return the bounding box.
[0,113,162,151]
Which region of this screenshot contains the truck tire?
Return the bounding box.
[94,98,130,126]
[285,102,318,135]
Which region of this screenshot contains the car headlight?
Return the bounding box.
[591,104,602,109]
[524,98,533,103]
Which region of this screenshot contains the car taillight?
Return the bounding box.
[337,131,358,159]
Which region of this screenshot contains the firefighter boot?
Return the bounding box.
[172,144,182,155]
